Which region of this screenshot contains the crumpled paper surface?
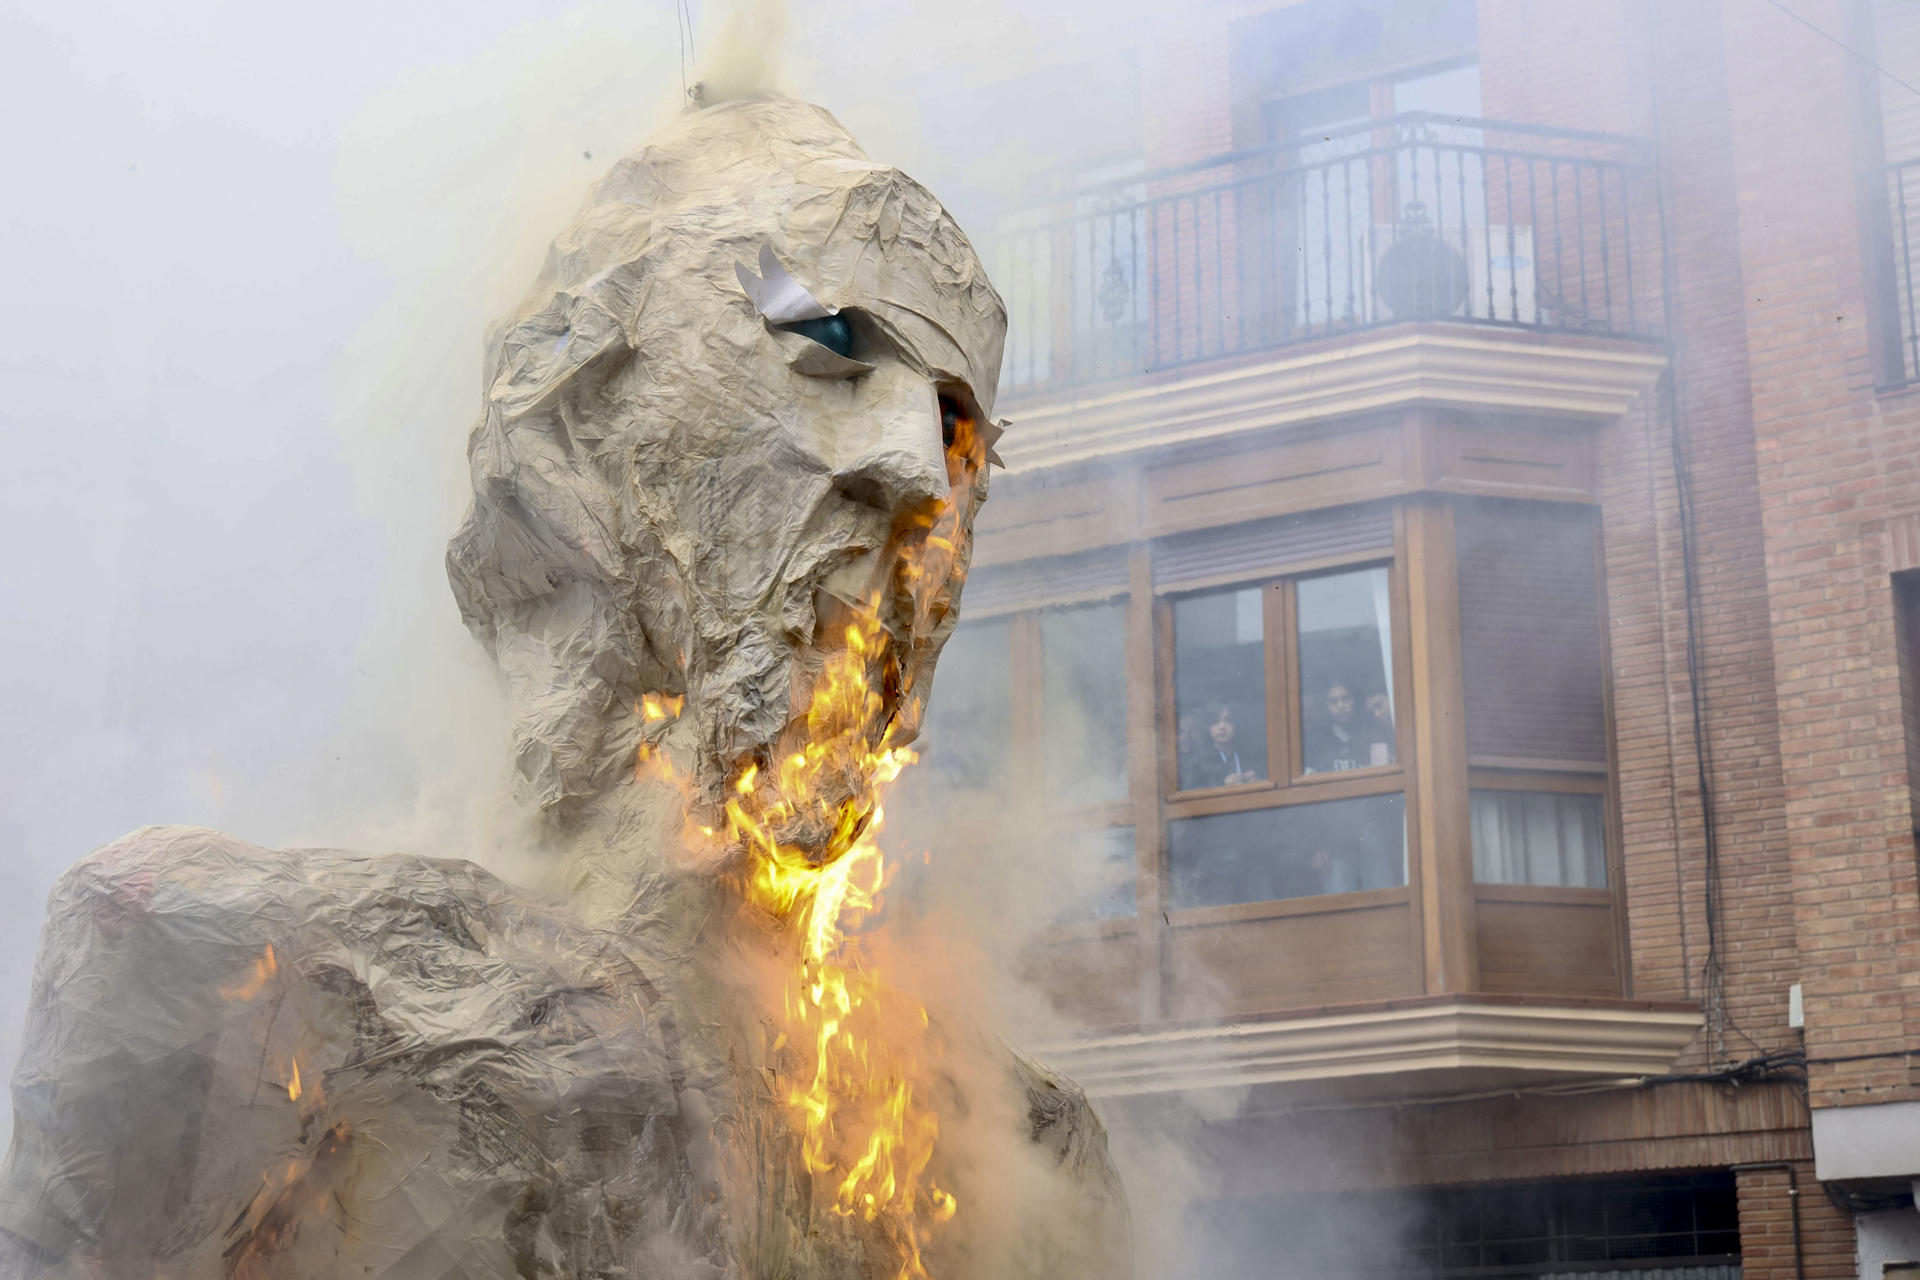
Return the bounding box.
[0,827,1130,1278]
[446,97,1006,814]
[1,826,727,1279]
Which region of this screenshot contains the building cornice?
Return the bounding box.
[995,324,1669,475]
[1031,995,1703,1099]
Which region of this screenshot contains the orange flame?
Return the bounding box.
[287,1058,302,1102]
[221,944,278,1001]
[724,612,955,1278]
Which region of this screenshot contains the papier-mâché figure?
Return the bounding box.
[0,98,1129,1280]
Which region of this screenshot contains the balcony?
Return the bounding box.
[940,115,1691,1101]
[987,111,1665,409]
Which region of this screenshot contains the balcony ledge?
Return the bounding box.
[995,323,1668,475]
[1031,993,1702,1100]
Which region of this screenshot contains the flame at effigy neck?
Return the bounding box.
[639,598,959,1279]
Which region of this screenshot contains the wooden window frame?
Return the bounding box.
[1159,553,1408,806]
[1154,552,1413,921]
[947,490,1630,1012]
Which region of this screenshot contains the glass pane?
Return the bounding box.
[916,618,1011,794]
[1052,826,1137,923]
[1391,60,1482,121]
[1470,790,1607,887]
[1297,567,1395,774]
[1173,587,1268,790]
[1040,602,1128,807]
[1167,794,1406,909]
[1457,501,1607,764]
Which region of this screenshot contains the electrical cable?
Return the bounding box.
[1755,0,1920,102]
[1644,10,1746,1062]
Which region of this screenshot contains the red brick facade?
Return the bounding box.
[1077,0,1920,1274]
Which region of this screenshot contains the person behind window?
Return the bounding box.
[1175,712,1200,764]
[1303,682,1390,773]
[1181,703,1261,789]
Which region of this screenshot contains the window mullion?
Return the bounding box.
[1405,495,1478,994]
[1264,579,1294,787]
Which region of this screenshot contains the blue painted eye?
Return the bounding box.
[781,314,854,359]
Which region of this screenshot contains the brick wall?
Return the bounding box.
[1479,0,1806,1074]
[1738,1161,1858,1280]
[1085,0,1919,1270]
[1717,0,1920,1109]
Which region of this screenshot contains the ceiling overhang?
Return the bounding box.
[1031,995,1703,1100]
[995,323,1669,475]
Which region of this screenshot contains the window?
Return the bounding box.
[915,616,1013,795]
[906,588,1134,925]
[1260,56,1488,332]
[1455,499,1612,889]
[1873,1,1920,382]
[1193,1172,1738,1280]
[1896,571,1920,843]
[1162,539,1407,908]
[1169,794,1406,908]
[1297,567,1396,774]
[1041,601,1130,808]
[1470,790,1606,888]
[1173,587,1269,790]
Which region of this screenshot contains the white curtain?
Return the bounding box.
[1470,790,1606,887]
[1370,567,1394,705]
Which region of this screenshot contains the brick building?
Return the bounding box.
[897,1,1920,1275]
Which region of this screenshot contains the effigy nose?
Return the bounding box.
[832,402,951,521]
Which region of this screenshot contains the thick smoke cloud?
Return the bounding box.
[0,0,1178,1267]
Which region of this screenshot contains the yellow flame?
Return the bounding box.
[641,692,685,722]
[724,611,955,1277]
[288,1058,302,1102]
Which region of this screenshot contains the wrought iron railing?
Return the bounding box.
[1886,156,1920,384]
[987,111,1666,398]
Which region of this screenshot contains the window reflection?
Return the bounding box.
[1297,567,1396,774]
[1174,587,1268,790]
[1167,794,1406,909]
[917,618,1011,794]
[1471,790,1606,887]
[1052,826,1137,923]
[1041,602,1129,807]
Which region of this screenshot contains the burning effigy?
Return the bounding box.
[0,98,1129,1279]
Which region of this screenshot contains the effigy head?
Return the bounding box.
[448,97,1006,815]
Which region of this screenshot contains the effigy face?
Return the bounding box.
[448,98,1007,814]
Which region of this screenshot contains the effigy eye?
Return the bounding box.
[780,315,855,359]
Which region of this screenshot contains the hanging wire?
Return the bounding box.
[1755,0,1920,101]
[675,0,688,102]
[678,0,699,104]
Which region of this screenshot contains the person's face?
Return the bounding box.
[1326,685,1354,725]
[1208,708,1236,747]
[1366,692,1391,722]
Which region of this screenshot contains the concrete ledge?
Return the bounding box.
[1031,994,1703,1099]
[1814,1100,1920,1182]
[996,323,1669,474]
